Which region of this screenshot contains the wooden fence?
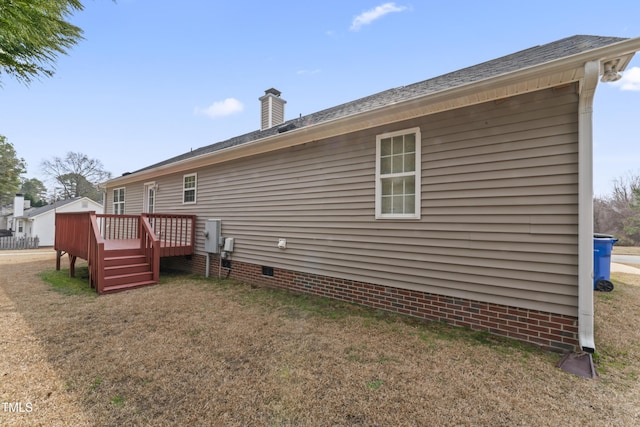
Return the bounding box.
[0,236,40,250]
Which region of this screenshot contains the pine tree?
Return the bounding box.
[0,0,84,85]
[0,135,26,205]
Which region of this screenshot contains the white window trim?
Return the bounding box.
[375,127,421,220]
[183,173,197,205]
[113,187,125,215]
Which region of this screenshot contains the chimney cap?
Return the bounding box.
[264,88,281,97]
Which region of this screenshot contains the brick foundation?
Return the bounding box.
[162,254,578,352]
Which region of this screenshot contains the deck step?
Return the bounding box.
[105,248,145,257]
[101,245,155,292]
[104,271,154,287]
[105,263,151,276]
[101,280,158,294]
[104,254,147,267]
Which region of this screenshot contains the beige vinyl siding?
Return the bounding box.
[261,100,270,130]
[272,99,284,126]
[105,184,143,215]
[111,86,579,316]
[105,188,114,214]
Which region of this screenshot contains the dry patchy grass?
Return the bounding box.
[1,253,640,426]
[613,246,640,256]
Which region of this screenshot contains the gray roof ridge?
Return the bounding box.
[23,197,83,218]
[130,34,628,175]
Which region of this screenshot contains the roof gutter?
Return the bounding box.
[577,60,600,353]
[105,37,640,187]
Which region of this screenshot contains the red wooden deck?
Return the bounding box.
[104,238,194,257]
[54,212,196,294]
[104,238,139,250]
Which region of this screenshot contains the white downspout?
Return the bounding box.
[577,60,599,352]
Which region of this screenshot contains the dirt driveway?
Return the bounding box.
[1,250,639,426]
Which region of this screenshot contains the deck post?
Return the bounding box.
[69,254,77,277]
[56,250,62,271]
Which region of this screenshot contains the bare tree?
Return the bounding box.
[41,152,111,201]
[611,171,640,207]
[623,188,640,244]
[593,196,613,234]
[595,170,640,245]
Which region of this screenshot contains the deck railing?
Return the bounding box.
[144,213,196,256]
[94,214,196,256]
[96,214,140,240]
[140,215,160,283]
[88,212,106,293]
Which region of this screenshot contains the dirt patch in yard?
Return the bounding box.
[1,252,640,426]
[613,246,640,256]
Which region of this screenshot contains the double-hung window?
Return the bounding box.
[113,188,125,215]
[183,173,197,204]
[375,127,421,219]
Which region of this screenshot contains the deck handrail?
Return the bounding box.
[94,213,195,255]
[140,215,160,283]
[88,212,106,293]
[142,213,196,256]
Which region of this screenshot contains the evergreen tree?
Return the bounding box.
[0,135,26,205]
[21,177,48,207]
[0,0,84,85]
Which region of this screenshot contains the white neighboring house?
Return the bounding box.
[10,195,103,246]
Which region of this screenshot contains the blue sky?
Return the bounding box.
[1,0,639,197]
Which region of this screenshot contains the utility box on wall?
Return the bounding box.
[204,219,222,253]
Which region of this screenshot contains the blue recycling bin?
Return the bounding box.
[593,233,617,291]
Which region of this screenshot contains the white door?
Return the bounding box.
[144,183,156,214]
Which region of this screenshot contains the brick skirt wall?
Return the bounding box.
[162,254,578,352]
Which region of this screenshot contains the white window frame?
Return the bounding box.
[183,173,197,204]
[375,127,421,219]
[113,187,125,215]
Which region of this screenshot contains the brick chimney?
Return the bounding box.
[259,88,286,130]
[13,194,24,218]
